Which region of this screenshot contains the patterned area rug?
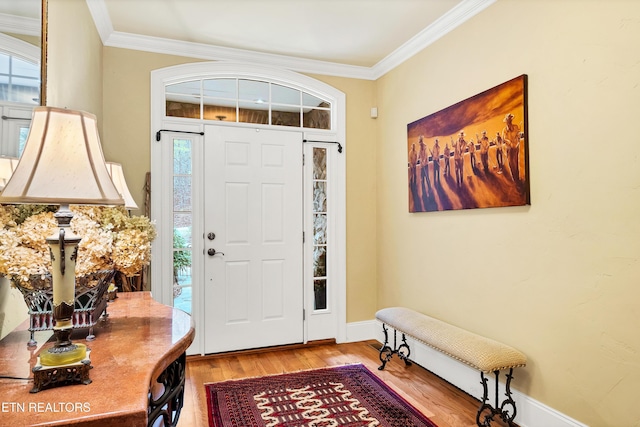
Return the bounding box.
[205,363,437,427]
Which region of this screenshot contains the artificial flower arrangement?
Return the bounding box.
[0,204,156,290]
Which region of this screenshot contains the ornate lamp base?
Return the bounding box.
[31,348,92,393]
[40,337,88,366]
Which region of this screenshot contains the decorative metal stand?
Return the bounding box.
[476,368,518,427]
[30,349,92,393]
[147,352,186,427]
[16,270,115,347]
[378,323,412,370]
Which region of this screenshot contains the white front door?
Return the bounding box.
[203,125,303,354]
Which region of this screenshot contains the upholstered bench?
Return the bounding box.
[375,307,527,427]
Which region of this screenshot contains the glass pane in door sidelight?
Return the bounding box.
[314,279,327,310]
[312,147,328,311]
[173,139,193,313]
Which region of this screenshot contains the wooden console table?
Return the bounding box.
[0,292,195,426]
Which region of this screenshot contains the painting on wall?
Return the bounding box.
[407,74,529,213]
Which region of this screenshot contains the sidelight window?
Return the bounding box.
[312,147,328,310]
[173,138,193,314]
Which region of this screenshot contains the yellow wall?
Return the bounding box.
[46,0,103,124]
[101,48,198,216]
[375,0,640,425]
[307,74,378,322]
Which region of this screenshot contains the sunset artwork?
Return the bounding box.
[407,74,529,212]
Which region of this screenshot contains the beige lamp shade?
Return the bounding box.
[0,107,124,206]
[106,162,138,210]
[0,156,19,191]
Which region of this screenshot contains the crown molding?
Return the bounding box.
[370,0,496,79]
[86,0,495,80]
[85,0,113,45]
[105,31,377,80]
[0,32,40,63]
[0,12,40,37]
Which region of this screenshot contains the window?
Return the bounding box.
[166,78,332,130]
[0,52,39,105]
[0,36,40,157]
[312,147,328,310]
[173,138,193,314]
[0,106,34,157]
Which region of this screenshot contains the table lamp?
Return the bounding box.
[106,162,138,210]
[0,106,123,390]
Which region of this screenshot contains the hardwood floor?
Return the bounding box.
[179,340,512,427]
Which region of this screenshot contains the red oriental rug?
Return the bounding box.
[205,363,437,427]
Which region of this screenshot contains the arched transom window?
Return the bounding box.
[165,78,331,130]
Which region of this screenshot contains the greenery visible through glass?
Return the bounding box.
[313,147,328,310]
[173,138,193,314]
[173,232,191,298]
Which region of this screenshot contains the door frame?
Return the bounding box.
[150,62,346,355]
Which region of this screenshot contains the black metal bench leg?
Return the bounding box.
[396,331,412,367]
[476,368,517,427]
[378,323,393,370]
[378,323,412,370]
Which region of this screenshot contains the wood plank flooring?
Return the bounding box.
[179,340,511,427]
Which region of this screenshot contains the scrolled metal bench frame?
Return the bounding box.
[377,318,521,427]
[477,368,518,427]
[378,323,412,370]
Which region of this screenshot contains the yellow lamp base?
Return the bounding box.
[31,346,92,393]
[40,343,87,366]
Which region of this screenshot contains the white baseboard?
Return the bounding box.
[345,320,588,427]
[344,319,377,343]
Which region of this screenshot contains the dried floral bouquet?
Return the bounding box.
[0,205,156,289]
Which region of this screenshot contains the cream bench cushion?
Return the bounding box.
[375,307,526,373]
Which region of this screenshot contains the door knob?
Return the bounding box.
[207,232,216,240]
[207,248,224,256]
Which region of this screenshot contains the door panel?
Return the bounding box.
[204,126,303,354]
